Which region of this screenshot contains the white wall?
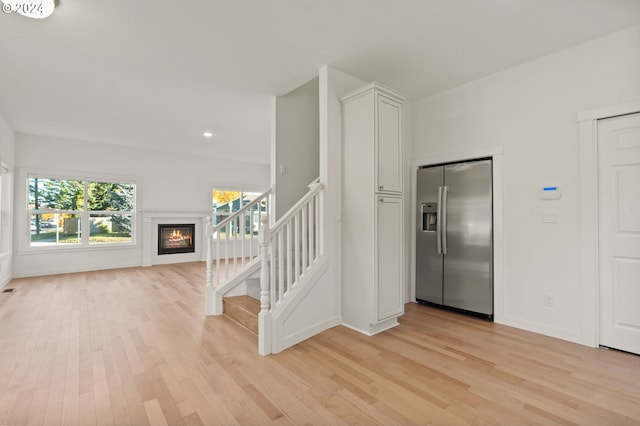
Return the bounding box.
[13,133,269,277]
[411,25,640,344]
[318,66,367,326]
[273,77,319,219]
[0,113,15,287]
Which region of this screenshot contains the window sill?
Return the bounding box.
[17,243,141,256]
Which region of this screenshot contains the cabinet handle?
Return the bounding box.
[379,185,384,190]
[379,198,384,202]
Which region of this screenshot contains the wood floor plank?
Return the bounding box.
[42,385,64,426]
[143,398,168,426]
[177,379,224,425]
[1,263,639,425]
[26,388,50,426]
[7,389,34,426]
[76,391,96,426]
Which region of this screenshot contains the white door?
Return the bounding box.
[598,112,640,355]
[376,195,404,323]
[376,94,403,194]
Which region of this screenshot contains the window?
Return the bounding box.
[28,176,136,248]
[212,189,265,239]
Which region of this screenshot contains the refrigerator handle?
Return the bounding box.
[442,186,449,254]
[436,186,443,254]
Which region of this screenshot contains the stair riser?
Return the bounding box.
[223,298,259,335]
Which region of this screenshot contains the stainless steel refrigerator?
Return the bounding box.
[416,159,493,318]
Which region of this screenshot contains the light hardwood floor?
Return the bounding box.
[0,262,638,425]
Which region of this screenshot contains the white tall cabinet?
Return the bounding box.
[341,82,405,335]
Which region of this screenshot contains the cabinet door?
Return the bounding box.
[375,195,404,323]
[376,94,403,194]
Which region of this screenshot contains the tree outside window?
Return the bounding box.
[212,190,265,239]
[28,177,135,247]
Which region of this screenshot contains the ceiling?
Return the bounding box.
[1,0,639,165]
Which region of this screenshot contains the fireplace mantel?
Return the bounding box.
[142,211,211,220]
[142,211,210,266]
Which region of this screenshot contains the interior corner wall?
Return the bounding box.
[411,25,640,345]
[319,65,368,326]
[274,77,320,219]
[0,112,15,287]
[12,133,269,277]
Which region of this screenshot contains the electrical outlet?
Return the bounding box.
[544,294,554,307]
[543,210,559,223]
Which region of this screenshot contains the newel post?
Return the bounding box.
[205,217,216,315]
[258,215,272,355]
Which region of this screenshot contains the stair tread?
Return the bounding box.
[224,295,260,314]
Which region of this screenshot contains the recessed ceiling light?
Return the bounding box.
[202,131,215,139]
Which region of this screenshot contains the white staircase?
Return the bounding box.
[205,179,327,355]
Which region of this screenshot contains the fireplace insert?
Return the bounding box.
[158,224,195,255]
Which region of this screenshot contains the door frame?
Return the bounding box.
[410,146,504,322]
[578,100,640,347]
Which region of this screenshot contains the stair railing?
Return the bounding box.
[206,188,272,314]
[258,179,323,354]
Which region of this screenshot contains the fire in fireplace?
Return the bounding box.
[158,224,195,255]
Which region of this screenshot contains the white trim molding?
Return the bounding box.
[577,100,640,348]
[577,100,640,123]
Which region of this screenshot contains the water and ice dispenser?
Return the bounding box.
[421,202,438,232]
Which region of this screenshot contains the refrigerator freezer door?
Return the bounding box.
[415,166,444,304]
[442,160,493,315]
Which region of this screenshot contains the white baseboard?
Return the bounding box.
[0,275,12,289]
[340,318,399,336]
[497,315,583,346]
[11,260,143,278]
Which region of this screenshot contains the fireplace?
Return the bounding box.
[158,224,195,255]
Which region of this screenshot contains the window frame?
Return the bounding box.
[0,159,12,257]
[25,170,139,251]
